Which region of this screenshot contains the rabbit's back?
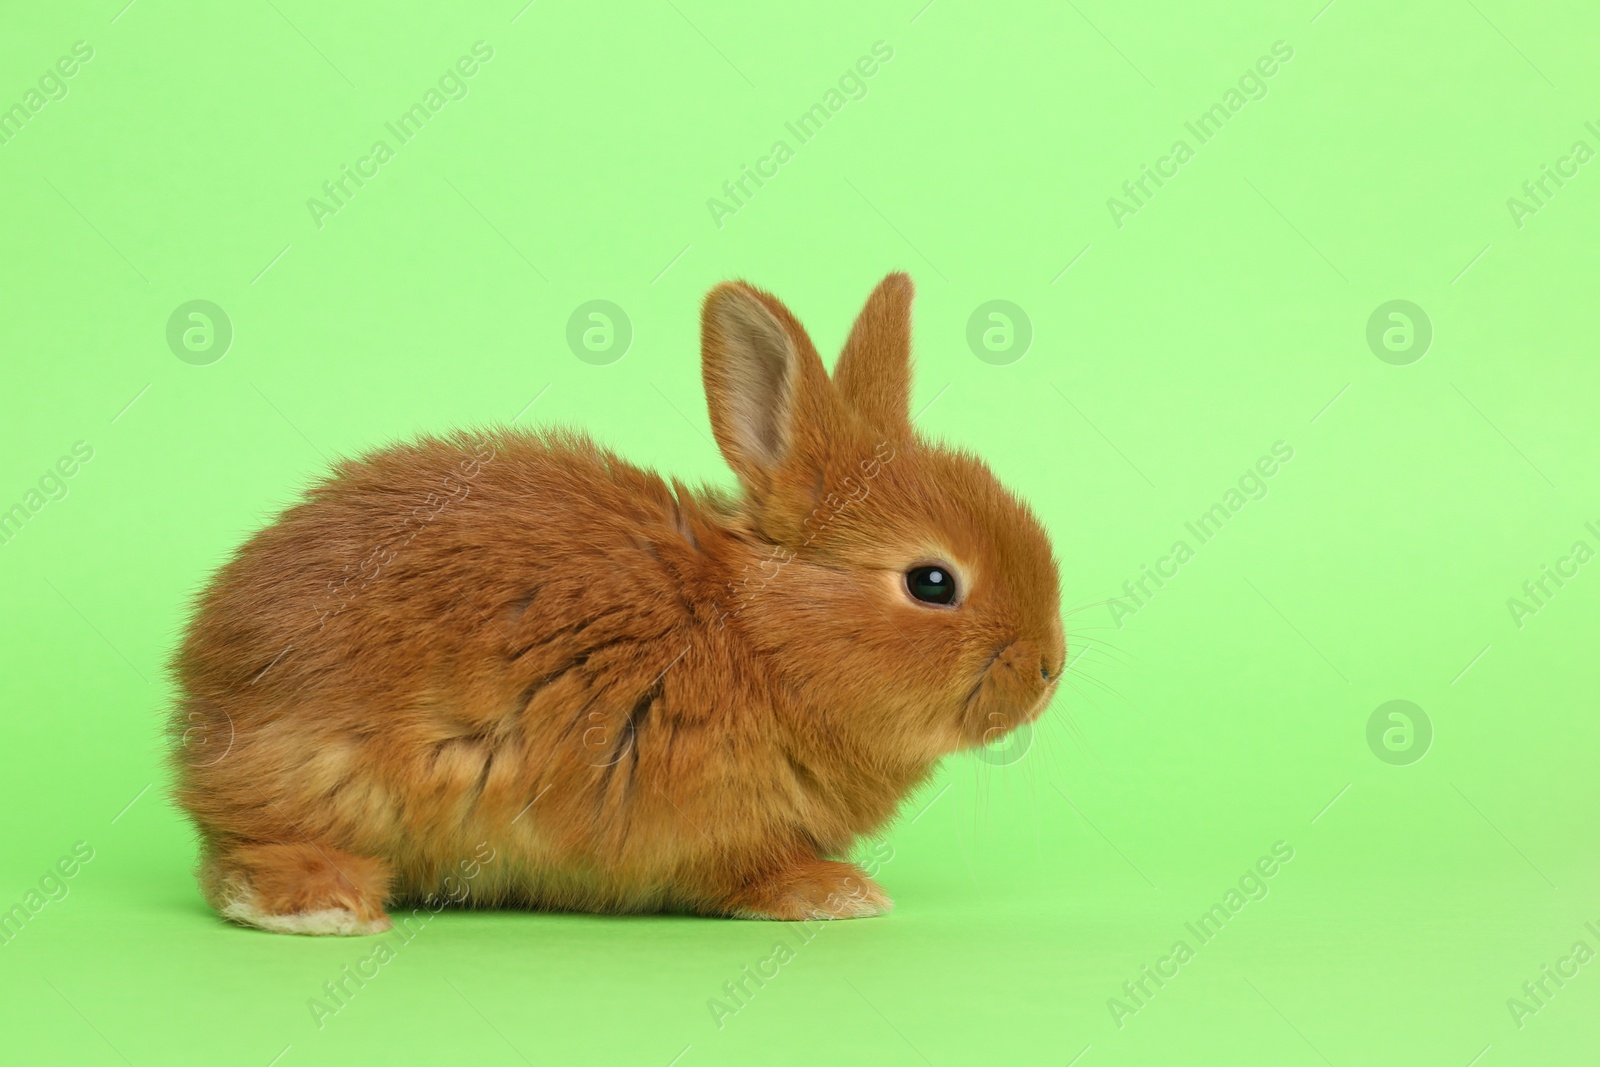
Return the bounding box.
[170,430,718,897]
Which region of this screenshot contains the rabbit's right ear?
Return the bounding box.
[834,272,913,436]
[700,282,830,500]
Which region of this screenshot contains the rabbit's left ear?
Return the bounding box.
[834,272,913,435]
[701,281,834,508]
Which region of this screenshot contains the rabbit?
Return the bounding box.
[168,273,1065,935]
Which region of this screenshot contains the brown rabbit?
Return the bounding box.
[168,273,1065,935]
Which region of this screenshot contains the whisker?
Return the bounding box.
[1064,669,1125,702]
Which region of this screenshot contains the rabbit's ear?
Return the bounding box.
[701,282,828,494]
[834,272,913,435]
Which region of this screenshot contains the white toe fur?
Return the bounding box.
[221,892,390,936]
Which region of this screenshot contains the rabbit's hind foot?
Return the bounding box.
[204,840,393,937]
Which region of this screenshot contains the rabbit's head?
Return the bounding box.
[702,274,1064,766]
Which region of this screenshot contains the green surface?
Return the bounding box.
[2,1,1597,1064]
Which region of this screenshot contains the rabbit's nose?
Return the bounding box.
[1041,645,1066,682]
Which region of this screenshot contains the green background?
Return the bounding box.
[2,0,1597,1063]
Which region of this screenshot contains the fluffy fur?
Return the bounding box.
[168,274,1065,934]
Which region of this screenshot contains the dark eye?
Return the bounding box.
[905,565,957,606]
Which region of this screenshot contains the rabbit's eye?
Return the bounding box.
[905,565,957,606]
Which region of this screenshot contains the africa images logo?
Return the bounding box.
[306,42,495,229]
[1107,841,1296,1029]
[1106,40,1295,229]
[705,41,895,229]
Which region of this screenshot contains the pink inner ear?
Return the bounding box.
[711,292,797,468]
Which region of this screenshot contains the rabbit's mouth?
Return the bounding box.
[958,639,1056,746]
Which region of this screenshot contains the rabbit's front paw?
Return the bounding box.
[727,859,892,921]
